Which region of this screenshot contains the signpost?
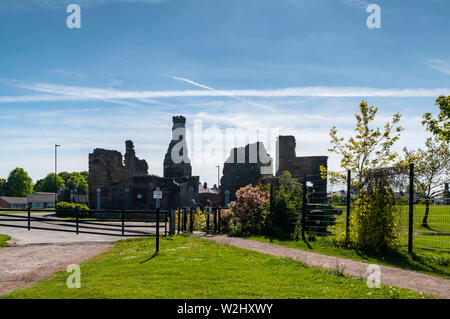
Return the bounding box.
[154,187,162,253]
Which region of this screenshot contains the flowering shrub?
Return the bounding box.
[218,208,234,233]
[228,184,270,235]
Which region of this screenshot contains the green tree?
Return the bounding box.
[266,171,303,239]
[40,173,65,193]
[422,95,450,143]
[321,101,403,184]
[0,178,6,196]
[34,179,43,192]
[79,171,89,182]
[5,168,33,197]
[58,172,72,185]
[403,138,450,228]
[67,172,88,195]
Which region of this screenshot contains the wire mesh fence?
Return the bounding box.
[276,166,450,259]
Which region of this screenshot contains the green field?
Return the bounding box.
[0,234,11,247]
[242,204,449,279]
[332,204,450,258]
[2,236,430,299]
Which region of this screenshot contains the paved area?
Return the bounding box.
[204,235,450,299]
[0,212,160,296]
[0,213,158,245]
[0,242,113,296]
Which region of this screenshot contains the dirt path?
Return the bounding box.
[0,241,114,296]
[204,235,450,298]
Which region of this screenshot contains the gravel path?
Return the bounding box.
[0,213,148,296]
[204,235,450,298]
[0,242,113,296]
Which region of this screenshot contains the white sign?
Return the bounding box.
[153,190,163,199]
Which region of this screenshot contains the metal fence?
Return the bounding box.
[0,208,168,252]
[286,165,449,258]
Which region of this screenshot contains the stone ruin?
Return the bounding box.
[276,135,328,203]
[220,142,273,202]
[89,115,328,210]
[89,116,199,211]
[220,136,327,203]
[164,116,192,178]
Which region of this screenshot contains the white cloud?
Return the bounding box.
[1,81,449,104]
[426,59,450,76]
[0,0,166,12]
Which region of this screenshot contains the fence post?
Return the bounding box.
[217,208,221,233]
[301,175,307,240]
[76,208,79,235]
[178,208,181,234]
[165,212,167,236]
[346,170,351,242]
[189,207,194,233]
[206,209,210,234]
[156,208,160,253]
[183,209,187,232]
[213,207,217,234]
[27,207,31,230]
[121,209,125,236]
[408,163,414,254]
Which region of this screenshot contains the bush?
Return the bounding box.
[228,184,270,235]
[218,209,234,233]
[265,171,303,240]
[349,188,399,250]
[56,202,90,218]
[335,169,400,251]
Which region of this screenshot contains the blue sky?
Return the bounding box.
[0,0,449,186]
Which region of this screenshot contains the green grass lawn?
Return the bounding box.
[245,234,450,280]
[321,204,450,275]
[0,234,11,247]
[2,235,430,299]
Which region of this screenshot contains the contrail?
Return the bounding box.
[169,75,275,111]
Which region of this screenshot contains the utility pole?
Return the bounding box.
[55,144,60,204]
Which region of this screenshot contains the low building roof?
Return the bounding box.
[27,192,56,203]
[0,197,28,205]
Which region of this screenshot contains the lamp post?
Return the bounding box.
[216,165,220,191]
[55,144,60,204]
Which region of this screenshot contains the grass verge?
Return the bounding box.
[2,235,429,299]
[0,234,11,247]
[243,235,450,279]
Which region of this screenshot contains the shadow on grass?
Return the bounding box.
[140,252,158,263]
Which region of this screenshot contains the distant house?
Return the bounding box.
[58,188,89,206]
[0,197,28,209]
[27,192,56,209]
[328,190,347,204]
[198,182,223,208]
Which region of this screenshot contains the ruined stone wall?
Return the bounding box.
[131,175,199,210]
[88,148,133,210]
[164,116,192,178]
[220,142,273,201]
[276,135,328,203]
[89,132,199,211]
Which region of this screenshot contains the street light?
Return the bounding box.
[216,165,220,191]
[55,144,60,204]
